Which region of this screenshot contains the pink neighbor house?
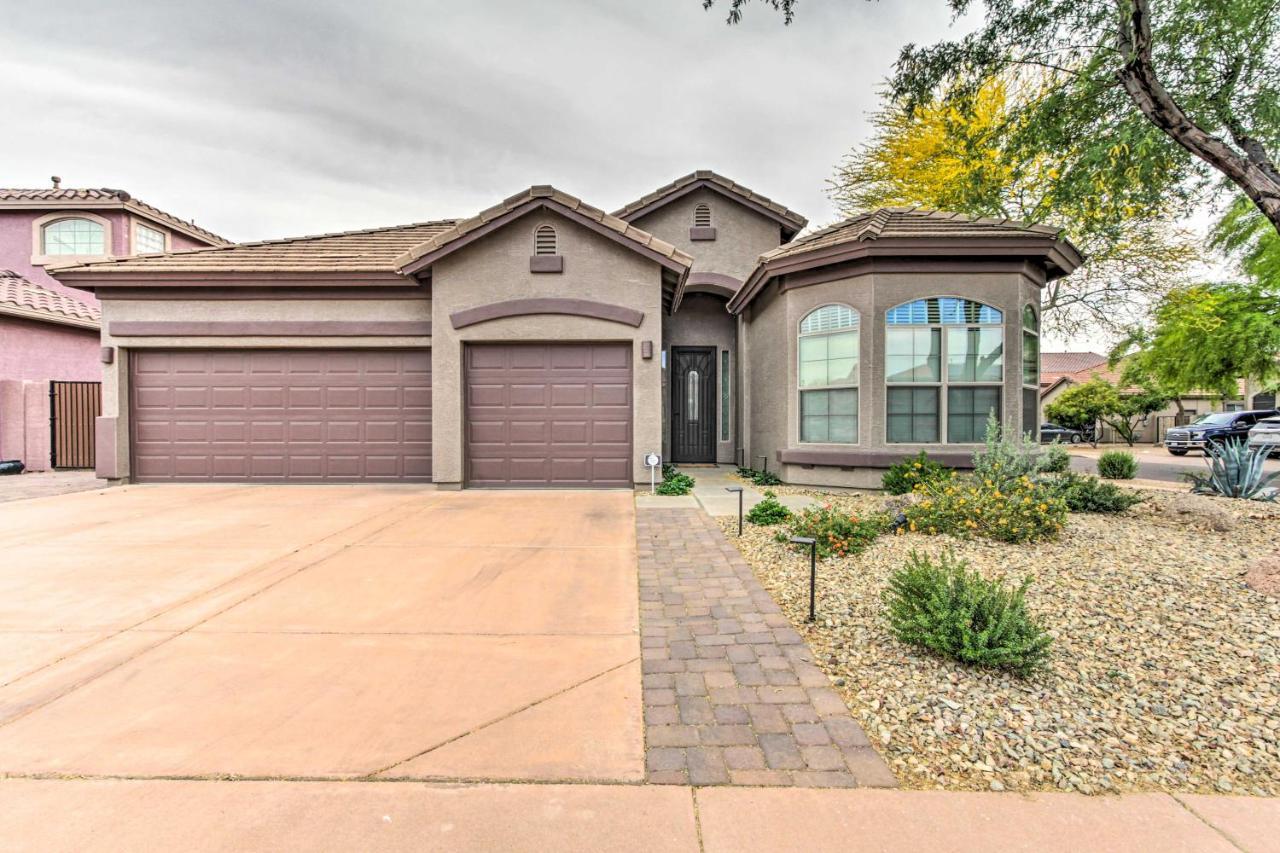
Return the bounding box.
[0,180,227,471]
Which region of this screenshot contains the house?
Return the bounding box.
[49,171,1081,488]
[0,182,227,470]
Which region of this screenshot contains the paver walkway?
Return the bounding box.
[636,506,894,787]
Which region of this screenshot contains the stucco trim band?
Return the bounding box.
[777,448,976,469]
[449,298,644,330]
[108,321,432,337]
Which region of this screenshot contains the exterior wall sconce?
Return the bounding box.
[641,341,653,360]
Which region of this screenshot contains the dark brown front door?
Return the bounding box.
[130,349,432,482]
[671,347,716,463]
[464,342,633,488]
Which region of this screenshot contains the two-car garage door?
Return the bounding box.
[131,349,431,483]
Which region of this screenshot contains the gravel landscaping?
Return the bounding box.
[718,488,1280,796]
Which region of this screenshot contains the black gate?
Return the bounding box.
[50,381,101,469]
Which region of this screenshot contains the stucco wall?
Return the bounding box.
[661,293,737,464]
[96,294,431,481]
[0,315,101,382]
[630,187,784,284]
[743,263,1044,486]
[429,211,664,486]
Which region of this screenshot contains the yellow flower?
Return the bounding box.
[1037,503,1048,512]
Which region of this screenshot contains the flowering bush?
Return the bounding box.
[882,451,954,495]
[903,475,1067,544]
[781,503,891,559]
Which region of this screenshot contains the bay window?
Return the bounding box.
[798,304,859,443]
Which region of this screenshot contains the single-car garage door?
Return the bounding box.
[465,343,632,488]
[131,349,431,482]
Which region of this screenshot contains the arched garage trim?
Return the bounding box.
[450,297,645,330]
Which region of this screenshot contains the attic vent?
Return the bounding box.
[534,225,557,255]
[694,203,712,228]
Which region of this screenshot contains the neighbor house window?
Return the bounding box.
[534,224,557,255]
[886,297,1003,444]
[42,218,105,256]
[1022,305,1040,436]
[694,203,712,228]
[799,304,859,443]
[134,222,166,254]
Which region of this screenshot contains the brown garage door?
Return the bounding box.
[465,343,632,488]
[130,349,431,482]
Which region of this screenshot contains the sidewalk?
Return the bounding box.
[636,464,817,518]
[2,778,1275,852]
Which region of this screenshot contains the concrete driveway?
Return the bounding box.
[0,485,641,783]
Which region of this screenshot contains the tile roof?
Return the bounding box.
[48,221,459,275]
[612,170,808,231]
[395,186,693,272]
[1041,351,1108,383]
[0,187,230,245]
[0,270,100,329]
[760,207,1066,262]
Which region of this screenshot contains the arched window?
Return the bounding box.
[533,224,557,255]
[1022,305,1040,436]
[799,304,859,444]
[42,218,105,256]
[693,203,712,228]
[885,297,1003,444]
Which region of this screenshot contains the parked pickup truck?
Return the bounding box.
[1164,409,1279,455]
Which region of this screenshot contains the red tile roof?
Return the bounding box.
[0,187,230,246]
[0,270,100,329]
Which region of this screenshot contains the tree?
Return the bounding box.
[1045,375,1168,445]
[1113,282,1280,403]
[705,0,1280,235]
[1210,195,1280,285]
[830,77,1198,335]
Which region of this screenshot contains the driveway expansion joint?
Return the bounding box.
[636,507,896,788]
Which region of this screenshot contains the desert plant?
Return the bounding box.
[882,549,1052,676]
[751,469,782,486]
[972,413,1044,486]
[1097,450,1137,480]
[656,467,695,496]
[905,476,1067,544]
[746,490,791,525]
[784,504,890,559]
[1049,472,1145,513]
[1184,438,1280,501]
[882,451,954,495]
[1039,442,1071,474]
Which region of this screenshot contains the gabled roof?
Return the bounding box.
[0,270,100,329]
[1041,351,1108,383]
[49,221,457,281]
[612,170,807,237]
[0,187,230,246]
[728,207,1084,314]
[395,185,693,276]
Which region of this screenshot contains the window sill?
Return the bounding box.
[32,253,111,267]
[778,448,976,469]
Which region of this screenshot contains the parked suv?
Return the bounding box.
[1248,415,1280,457]
[1164,409,1279,455]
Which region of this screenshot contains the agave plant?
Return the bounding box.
[1184,438,1280,501]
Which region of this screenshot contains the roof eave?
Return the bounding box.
[50,270,415,291]
[0,303,100,330]
[614,178,807,233]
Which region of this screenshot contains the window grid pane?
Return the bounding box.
[947,327,1003,383]
[800,389,858,444]
[947,387,1001,443]
[1022,331,1039,386]
[43,219,105,255]
[886,387,939,443]
[135,224,165,254]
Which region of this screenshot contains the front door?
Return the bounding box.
[671,347,716,463]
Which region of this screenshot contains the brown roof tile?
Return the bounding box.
[47,221,458,275]
[0,187,230,246]
[612,170,807,231]
[0,270,100,329]
[1041,351,1108,381]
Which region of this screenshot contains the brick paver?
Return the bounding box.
[636,507,896,788]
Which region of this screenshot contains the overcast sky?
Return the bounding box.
[7,0,1148,348]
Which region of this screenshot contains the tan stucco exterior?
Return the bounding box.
[428,212,664,486]
[661,293,737,464]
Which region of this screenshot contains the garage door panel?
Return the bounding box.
[465,343,632,488]
[131,349,431,483]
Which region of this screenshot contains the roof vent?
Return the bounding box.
[50,176,61,189]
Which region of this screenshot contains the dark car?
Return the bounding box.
[1164,409,1280,455]
[1040,422,1084,444]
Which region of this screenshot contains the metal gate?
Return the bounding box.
[50,381,101,469]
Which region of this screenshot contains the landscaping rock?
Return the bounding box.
[1246,556,1280,598]
[1162,493,1236,532]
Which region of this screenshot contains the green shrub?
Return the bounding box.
[662,462,678,480]
[972,413,1044,487]
[751,469,782,486]
[1097,450,1137,479]
[904,476,1067,544]
[656,465,695,495]
[1050,472,1144,513]
[883,550,1052,676]
[1039,442,1071,474]
[746,490,792,525]
[784,504,890,559]
[1184,438,1280,501]
[882,451,954,495]
[736,466,759,479]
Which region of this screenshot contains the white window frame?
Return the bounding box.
[132,219,169,254]
[884,296,1005,446]
[797,303,860,445]
[31,211,112,265]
